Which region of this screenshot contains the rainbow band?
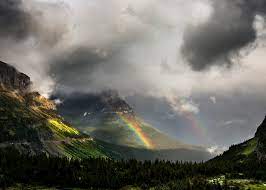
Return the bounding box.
[183,112,208,142]
[118,113,154,149]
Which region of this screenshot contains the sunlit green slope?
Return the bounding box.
[0,88,108,158]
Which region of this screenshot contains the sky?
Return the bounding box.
[1,0,266,152]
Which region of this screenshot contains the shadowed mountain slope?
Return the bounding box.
[54,91,203,151]
[210,116,266,164]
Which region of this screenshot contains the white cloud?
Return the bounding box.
[210,96,216,104]
[207,146,227,156]
[167,97,200,115]
[54,98,63,105]
[222,119,246,128]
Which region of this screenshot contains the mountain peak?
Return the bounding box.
[255,115,266,138]
[0,61,31,92]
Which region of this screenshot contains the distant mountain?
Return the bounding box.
[54,91,200,150]
[210,116,266,163]
[95,139,211,162]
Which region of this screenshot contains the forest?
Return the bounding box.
[1,147,266,190]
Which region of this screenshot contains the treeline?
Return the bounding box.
[0,147,265,189]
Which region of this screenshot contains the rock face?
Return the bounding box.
[0,61,31,92]
[24,92,56,111]
[99,90,133,114]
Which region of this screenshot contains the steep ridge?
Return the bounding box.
[210,116,266,163]
[255,116,266,157]
[0,61,31,92]
[54,91,198,150]
[0,61,108,158]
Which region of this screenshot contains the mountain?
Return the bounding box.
[254,116,266,160]
[0,60,211,161]
[0,61,109,158]
[210,116,266,163]
[54,91,199,150]
[95,139,211,162]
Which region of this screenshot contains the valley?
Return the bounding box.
[1,61,266,189]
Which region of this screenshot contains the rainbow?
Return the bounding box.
[117,113,154,149]
[182,111,209,143]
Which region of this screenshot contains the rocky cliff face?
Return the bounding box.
[24,92,56,111]
[0,61,31,92]
[54,90,134,118]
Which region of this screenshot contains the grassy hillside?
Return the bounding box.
[211,138,258,164]
[0,88,109,158]
[207,117,266,185]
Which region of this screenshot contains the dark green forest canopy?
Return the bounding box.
[1,147,266,189]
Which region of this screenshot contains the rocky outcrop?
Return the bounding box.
[0,61,31,92]
[100,90,133,113]
[24,92,56,111]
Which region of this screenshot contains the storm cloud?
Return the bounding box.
[0,0,31,40]
[1,0,266,149]
[0,0,68,45]
[181,0,266,71]
[0,0,70,95]
[50,48,107,92]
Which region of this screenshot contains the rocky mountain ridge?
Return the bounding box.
[0,61,31,92]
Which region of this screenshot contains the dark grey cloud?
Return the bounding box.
[25,1,70,47]
[181,0,266,71]
[192,92,266,147]
[0,0,69,46]
[0,0,70,95]
[50,48,106,91]
[126,95,199,144]
[0,0,31,40]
